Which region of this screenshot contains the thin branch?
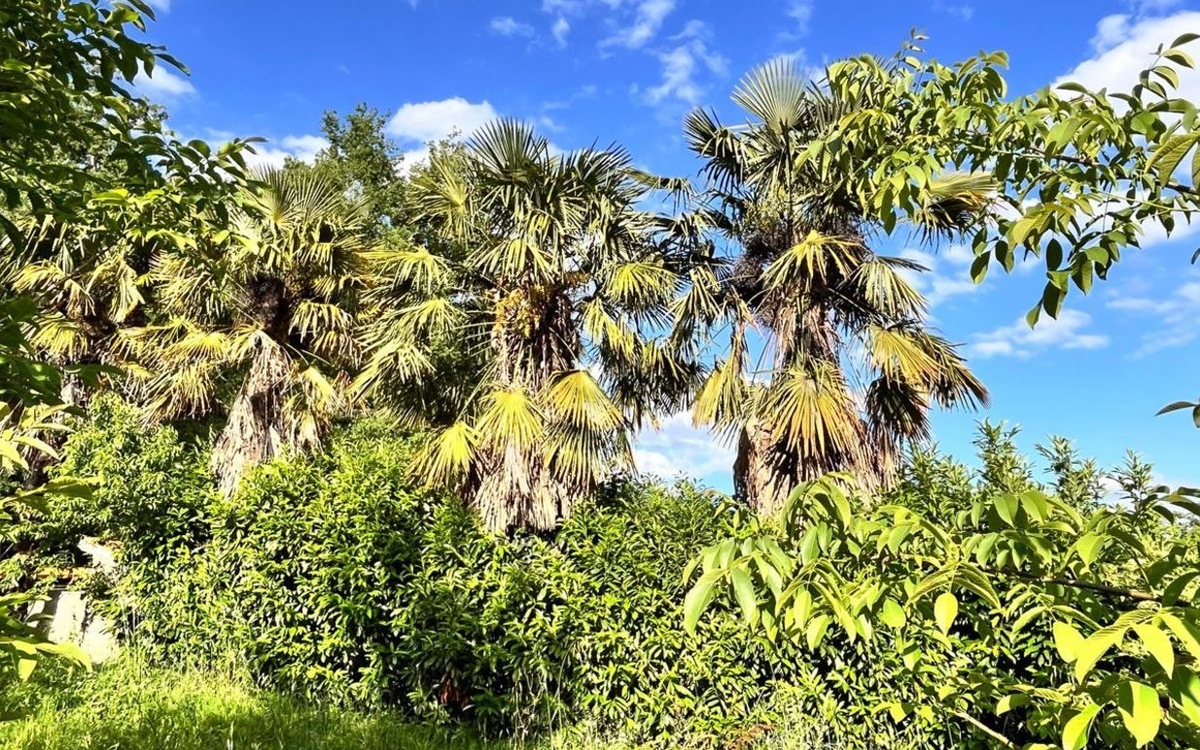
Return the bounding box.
[953,711,1017,749]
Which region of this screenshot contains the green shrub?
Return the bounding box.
[57,411,958,747]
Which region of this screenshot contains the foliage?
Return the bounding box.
[357,120,697,531]
[122,167,375,495]
[674,59,988,515]
[0,301,94,683]
[290,104,412,233]
[51,413,968,746]
[687,426,1200,748]
[787,33,1200,422]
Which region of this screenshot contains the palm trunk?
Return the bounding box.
[734,421,800,517]
[470,289,582,533]
[209,336,291,497]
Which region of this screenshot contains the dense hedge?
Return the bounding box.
[43,396,965,747]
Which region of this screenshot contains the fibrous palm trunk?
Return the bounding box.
[733,421,799,518]
[471,289,582,533]
[209,336,291,497]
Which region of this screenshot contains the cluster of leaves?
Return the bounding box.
[687,428,1200,748]
[0,300,96,684]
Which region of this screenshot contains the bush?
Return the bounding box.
[57,409,957,747]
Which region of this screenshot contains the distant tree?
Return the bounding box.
[286,104,410,233]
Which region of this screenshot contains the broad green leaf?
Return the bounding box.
[1170,666,1200,727]
[1075,533,1106,566]
[1133,622,1175,676]
[683,573,719,634]
[1062,704,1100,750]
[880,598,906,629]
[730,567,758,625]
[1117,681,1161,747]
[1054,621,1085,662]
[1075,628,1125,682]
[996,693,1030,716]
[994,493,1019,526]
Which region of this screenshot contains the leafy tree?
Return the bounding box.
[294,104,411,234]
[686,453,1200,748]
[784,33,1200,425]
[0,300,93,683]
[0,0,252,242]
[674,60,988,515]
[357,120,696,532]
[125,168,374,496]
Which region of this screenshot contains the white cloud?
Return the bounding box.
[386,97,499,145]
[602,0,676,49]
[244,134,329,170]
[932,1,973,21]
[552,16,571,46]
[134,66,195,100]
[897,244,986,308]
[1107,279,1200,354]
[633,411,735,484]
[787,0,814,35]
[491,16,534,37]
[644,24,728,106]
[1056,10,1200,104]
[969,309,1109,358]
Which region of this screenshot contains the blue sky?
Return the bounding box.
[136,0,1200,491]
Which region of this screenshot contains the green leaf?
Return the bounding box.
[1117,680,1161,747]
[1133,622,1175,677]
[1062,704,1100,750]
[1075,533,1106,566]
[1165,49,1196,69]
[1170,666,1200,727]
[1155,400,1195,416]
[1054,621,1085,662]
[730,567,758,625]
[880,598,906,629]
[1171,33,1200,48]
[805,614,831,649]
[996,693,1030,716]
[994,493,1019,526]
[970,252,990,283]
[17,657,35,681]
[682,572,719,634]
[934,591,958,635]
[1075,628,1125,682]
[1147,132,1197,181]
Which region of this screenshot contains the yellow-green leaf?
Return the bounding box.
[1133,622,1175,677]
[1062,704,1100,750]
[934,591,958,635]
[1117,681,1161,747]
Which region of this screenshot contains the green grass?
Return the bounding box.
[0,657,936,750]
[0,658,504,750]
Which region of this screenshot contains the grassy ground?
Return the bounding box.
[0,658,505,750]
[0,657,936,749]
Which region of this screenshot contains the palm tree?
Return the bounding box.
[2,216,150,407]
[675,60,991,515]
[357,121,695,532]
[124,168,372,496]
